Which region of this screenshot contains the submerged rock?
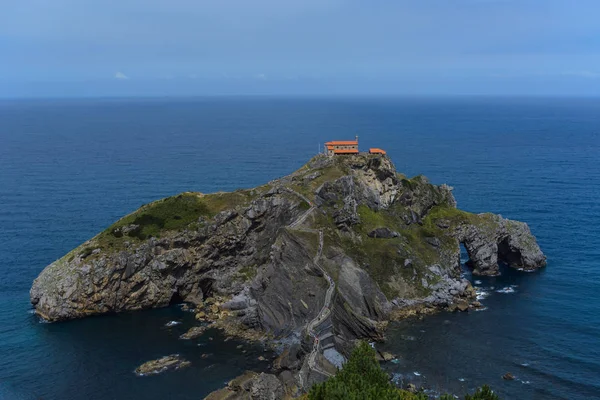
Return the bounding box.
[503,372,515,381]
[134,354,190,376]
[179,326,207,340]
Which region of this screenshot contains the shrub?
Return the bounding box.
[308,341,499,400]
[465,385,499,400]
[308,342,427,400]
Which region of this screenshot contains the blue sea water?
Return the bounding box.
[0,97,599,399]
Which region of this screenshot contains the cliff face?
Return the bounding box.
[30,154,546,373]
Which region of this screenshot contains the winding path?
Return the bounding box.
[284,188,335,379]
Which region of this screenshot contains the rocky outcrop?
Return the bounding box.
[205,371,284,400]
[135,354,190,376]
[179,326,207,340]
[30,153,546,395]
[454,214,547,276]
[30,191,305,322]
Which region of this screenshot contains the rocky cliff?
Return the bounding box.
[30,153,546,396]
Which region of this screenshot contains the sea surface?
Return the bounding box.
[0,97,599,399]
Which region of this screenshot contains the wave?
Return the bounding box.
[476,288,491,300]
[496,286,516,294]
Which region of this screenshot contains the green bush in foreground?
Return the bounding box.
[308,341,499,400]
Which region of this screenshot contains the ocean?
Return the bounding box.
[0,97,599,399]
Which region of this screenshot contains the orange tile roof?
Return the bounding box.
[333,149,359,154]
[369,148,386,154]
[326,140,358,146]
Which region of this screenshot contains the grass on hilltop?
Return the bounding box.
[78,188,270,257]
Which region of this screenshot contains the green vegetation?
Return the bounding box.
[79,246,95,259]
[421,205,501,240]
[84,189,265,254]
[291,157,349,199]
[112,193,210,240]
[236,264,258,282]
[317,203,452,299]
[289,229,320,254]
[439,386,499,400]
[309,342,500,400]
[308,341,426,400]
[356,205,391,232]
[298,200,312,211]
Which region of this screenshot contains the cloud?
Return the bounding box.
[255,73,267,80]
[114,71,129,80]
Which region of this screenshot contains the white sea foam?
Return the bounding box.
[496,286,516,294]
[458,378,465,382]
[518,267,537,273]
[521,362,530,367]
[413,371,421,376]
[520,380,531,384]
[165,321,181,327]
[474,280,482,285]
[476,288,490,300]
[474,307,488,312]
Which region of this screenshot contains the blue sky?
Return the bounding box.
[1,0,600,97]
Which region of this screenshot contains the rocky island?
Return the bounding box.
[30,153,546,397]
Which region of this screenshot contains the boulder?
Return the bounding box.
[195,311,207,320]
[273,345,301,371]
[367,227,399,239]
[456,300,470,312]
[379,351,395,362]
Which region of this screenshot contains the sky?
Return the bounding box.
[1,0,600,97]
